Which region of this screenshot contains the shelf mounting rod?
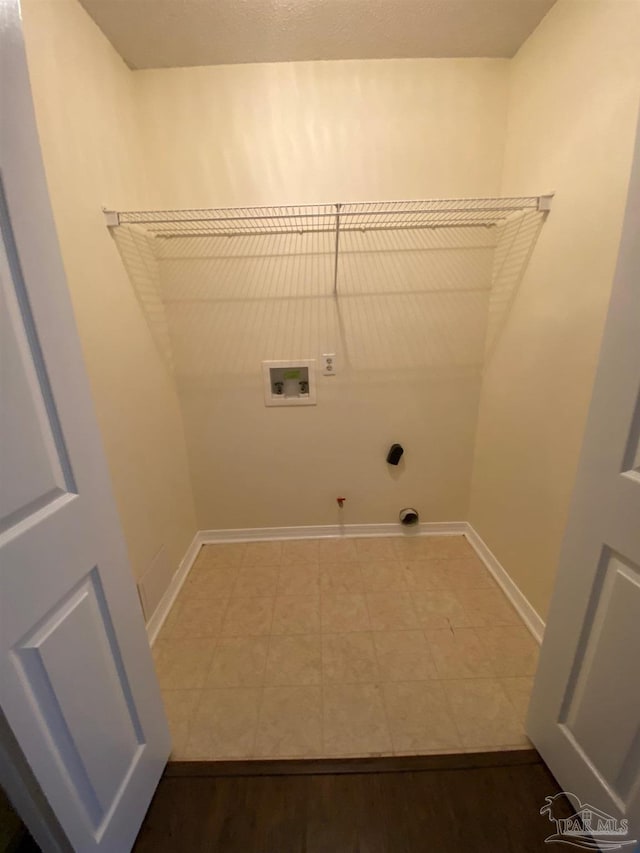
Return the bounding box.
[333,202,341,296]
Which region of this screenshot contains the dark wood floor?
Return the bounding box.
[0,786,39,853]
[134,750,571,852]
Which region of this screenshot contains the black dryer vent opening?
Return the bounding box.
[387,444,404,465]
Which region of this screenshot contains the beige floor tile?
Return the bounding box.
[366,593,419,630]
[391,536,431,560]
[359,561,407,593]
[154,535,539,762]
[153,638,216,689]
[242,541,283,566]
[383,682,462,752]
[441,557,495,591]
[355,538,396,561]
[254,686,322,757]
[278,564,321,596]
[421,536,475,560]
[477,626,539,677]
[456,587,521,627]
[183,566,238,599]
[184,688,260,758]
[319,563,364,594]
[373,630,436,681]
[510,739,535,750]
[425,627,495,679]
[412,591,470,630]
[233,564,280,597]
[220,596,274,636]
[319,538,359,564]
[322,632,379,683]
[271,595,321,635]
[264,634,322,685]
[500,676,535,724]
[443,678,529,748]
[156,596,190,642]
[156,611,178,644]
[162,689,200,758]
[160,597,229,640]
[394,536,472,560]
[195,543,246,569]
[281,539,320,566]
[321,594,371,632]
[206,636,269,687]
[323,683,392,755]
[401,560,450,592]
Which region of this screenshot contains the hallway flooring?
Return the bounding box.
[133,751,567,852]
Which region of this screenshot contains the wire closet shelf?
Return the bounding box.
[105,195,552,295]
[103,195,552,239]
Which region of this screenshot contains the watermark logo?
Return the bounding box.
[541,792,637,850]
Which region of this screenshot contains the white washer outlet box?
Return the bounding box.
[262,360,317,406]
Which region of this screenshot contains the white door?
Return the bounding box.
[528,113,640,843]
[0,2,171,851]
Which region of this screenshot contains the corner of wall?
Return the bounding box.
[21,0,198,601]
[468,0,640,620]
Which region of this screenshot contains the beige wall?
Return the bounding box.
[21,0,640,620]
[132,60,509,528]
[135,59,509,208]
[156,227,495,529]
[22,0,198,587]
[469,0,640,619]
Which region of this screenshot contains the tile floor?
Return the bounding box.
[153,535,539,760]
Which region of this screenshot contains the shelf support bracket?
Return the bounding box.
[102,209,120,227]
[537,194,554,212]
[333,203,341,296]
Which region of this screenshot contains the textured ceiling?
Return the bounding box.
[78,0,557,70]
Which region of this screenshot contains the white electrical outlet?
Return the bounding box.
[322,353,337,376]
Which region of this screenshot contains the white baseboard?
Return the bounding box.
[199,521,467,543]
[146,531,202,645]
[464,523,545,644]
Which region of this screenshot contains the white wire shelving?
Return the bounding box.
[104,195,553,293]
